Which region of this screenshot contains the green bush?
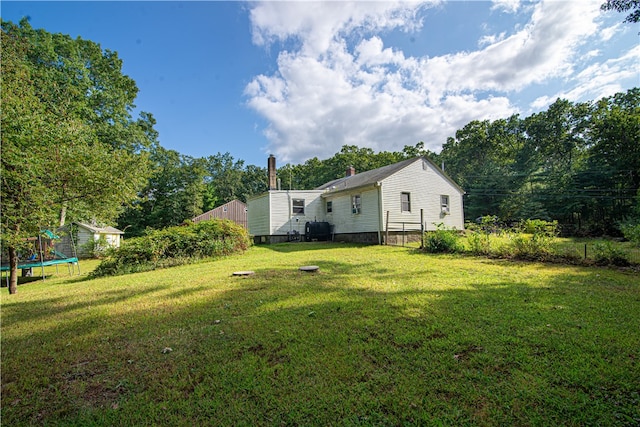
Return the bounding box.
[593,241,630,266]
[466,231,491,255]
[500,219,558,261]
[520,218,558,236]
[91,219,251,277]
[423,224,462,254]
[81,234,110,259]
[620,221,640,247]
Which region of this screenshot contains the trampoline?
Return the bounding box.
[1,229,80,284]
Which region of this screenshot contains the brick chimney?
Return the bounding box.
[346,166,356,177]
[268,155,277,190]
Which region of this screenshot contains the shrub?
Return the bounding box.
[466,231,492,255]
[519,218,558,237]
[593,241,630,266]
[81,235,110,259]
[620,221,640,247]
[91,219,251,277]
[423,224,462,254]
[498,219,557,261]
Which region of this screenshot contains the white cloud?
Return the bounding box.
[478,31,507,48]
[245,0,628,164]
[249,1,431,57]
[531,44,640,109]
[600,23,621,41]
[491,0,521,14]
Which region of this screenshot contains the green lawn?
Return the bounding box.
[2,243,639,426]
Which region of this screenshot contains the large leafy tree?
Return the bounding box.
[1,20,156,293]
[118,147,207,235]
[578,88,640,231]
[439,117,525,221]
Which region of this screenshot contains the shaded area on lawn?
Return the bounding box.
[2,244,639,425]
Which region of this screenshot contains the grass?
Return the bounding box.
[2,243,639,426]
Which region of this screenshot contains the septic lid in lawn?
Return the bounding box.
[299,265,319,273]
[232,271,255,276]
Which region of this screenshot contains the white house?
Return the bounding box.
[247,156,465,244]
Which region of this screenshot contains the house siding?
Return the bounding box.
[247,193,270,236]
[247,191,325,238]
[381,158,464,231]
[324,187,380,234]
[76,227,94,258]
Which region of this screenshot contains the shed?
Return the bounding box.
[56,222,124,258]
[191,199,248,228]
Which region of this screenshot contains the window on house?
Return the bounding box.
[326,200,333,213]
[441,195,450,214]
[351,194,361,214]
[401,192,411,212]
[292,199,305,215]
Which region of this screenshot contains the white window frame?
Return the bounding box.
[326,200,333,213]
[292,198,305,215]
[351,194,361,214]
[440,195,450,214]
[401,192,411,212]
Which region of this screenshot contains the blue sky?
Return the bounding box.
[2,1,638,167]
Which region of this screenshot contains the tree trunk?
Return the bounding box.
[59,205,67,227]
[8,246,18,294]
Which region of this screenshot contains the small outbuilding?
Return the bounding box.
[56,222,124,258]
[192,199,248,229]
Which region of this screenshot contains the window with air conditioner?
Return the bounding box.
[440,195,450,214]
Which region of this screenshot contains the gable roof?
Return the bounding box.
[316,156,464,195]
[76,222,124,235]
[316,157,417,192]
[192,199,247,223]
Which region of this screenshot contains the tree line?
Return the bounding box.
[438,90,639,235]
[118,87,639,238]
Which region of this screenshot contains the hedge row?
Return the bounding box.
[91,219,251,277]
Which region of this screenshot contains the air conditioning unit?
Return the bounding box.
[441,207,450,215]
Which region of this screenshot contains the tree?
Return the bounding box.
[118,147,207,235]
[1,20,156,294]
[580,88,640,232]
[601,0,640,23]
[203,153,246,209]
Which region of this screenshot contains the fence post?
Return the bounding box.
[420,209,424,249]
[385,211,390,245]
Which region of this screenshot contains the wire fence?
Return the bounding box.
[554,240,640,266]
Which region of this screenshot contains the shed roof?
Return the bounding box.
[76,222,124,234]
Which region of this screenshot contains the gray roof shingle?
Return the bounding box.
[316,156,464,195]
[316,157,419,192]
